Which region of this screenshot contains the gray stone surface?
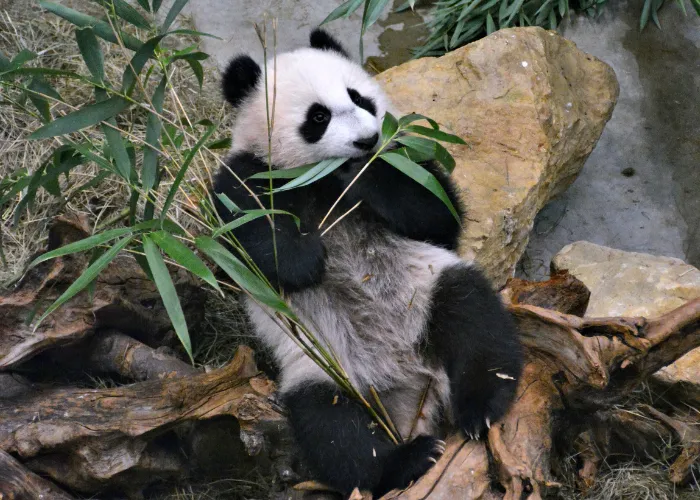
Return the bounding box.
[518,0,700,279]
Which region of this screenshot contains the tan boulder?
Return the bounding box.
[552,241,700,385]
[377,27,618,287]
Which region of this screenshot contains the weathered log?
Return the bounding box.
[83,329,199,381]
[0,346,285,495]
[0,214,205,369]
[501,270,591,316]
[0,449,75,500]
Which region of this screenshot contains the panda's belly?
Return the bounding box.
[278,219,464,391]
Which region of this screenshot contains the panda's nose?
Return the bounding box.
[353,133,379,151]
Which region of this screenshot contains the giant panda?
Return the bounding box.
[213,28,523,497]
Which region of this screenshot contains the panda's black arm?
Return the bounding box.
[212,154,325,292]
[283,382,443,497]
[335,157,465,250]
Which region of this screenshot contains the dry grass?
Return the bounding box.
[0,1,232,286]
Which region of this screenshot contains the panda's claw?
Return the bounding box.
[427,457,438,465]
[434,443,446,454]
[485,417,491,429]
[436,439,446,447]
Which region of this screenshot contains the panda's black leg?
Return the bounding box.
[425,264,524,439]
[282,382,444,497]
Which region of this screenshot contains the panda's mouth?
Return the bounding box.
[353,133,379,151]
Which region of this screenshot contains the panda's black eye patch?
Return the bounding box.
[347,88,377,116]
[300,103,332,144]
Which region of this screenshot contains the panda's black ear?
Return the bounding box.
[222,55,261,108]
[310,28,350,58]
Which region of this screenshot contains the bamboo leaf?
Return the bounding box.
[676,0,688,15]
[486,12,497,33]
[435,142,456,173]
[162,0,189,32]
[205,137,232,150]
[381,112,399,139]
[272,157,348,193]
[10,49,37,68]
[362,0,391,33]
[195,236,294,316]
[165,29,222,40]
[38,1,142,51]
[212,209,301,238]
[183,57,204,88]
[142,76,166,193]
[29,96,129,140]
[398,113,439,130]
[75,28,104,81]
[28,227,133,268]
[136,0,151,12]
[215,193,240,213]
[93,0,150,30]
[321,0,364,24]
[248,164,314,180]
[161,124,216,219]
[640,0,652,29]
[143,235,193,362]
[150,230,222,295]
[405,125,466,144]
[152,0,163,13]
[27,78,56,122]
[34,236,132,329]
[122,35,164,92]
[380,152,460,222]
[395,135,437,157]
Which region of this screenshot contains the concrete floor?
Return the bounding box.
[182,0,700,280]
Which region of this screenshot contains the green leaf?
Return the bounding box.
[28,227,133,268]
[184,57,203,88]
[75,28,104,81]
[0,52,11,72]
[405,125,467,144]
[362,0,391,33]
[29,96,129,140]
[205,137,232,150]
[34,236,132,329]
[212,209,301,238]
[12,163,47,224]
[435,142,456,173]
[396,135,437,157]
[380,152,460,222]
[640,0,652,29]
[122,35,164,92]
[143,235,193,362]
[248,164,314,180]
[142,76,167,193]
[398,113,439,130]
[692,0,700,15]
[486,12,497,34]
[152,0,163,13]
[165,29,222,40]
[215,193,240,213]
[272,157,348,193]
[161,0,189,32]
[150,230,223,295]
[10,49,37,68]
[161,124,216,220]
[381,112,399,140]
[321,0,364,24]
[136,0,151,12]
[676,0,688,15]
[195,236,293,316]
[93,0,151,30]
[38,1,142,51]
[27,78,59,122]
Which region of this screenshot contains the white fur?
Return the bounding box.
[231,48,392,168]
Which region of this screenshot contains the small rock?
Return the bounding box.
[551,241,700,386]
[377,27,618,286]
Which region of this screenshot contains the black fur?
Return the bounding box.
[283,382,443,496]
[300,103,332,143]
[424,265,524,438]
[310,28,350,58]
[213,152,335,292]
[336,155,465,250]
[348,87,377,116]
[221,55,261,108]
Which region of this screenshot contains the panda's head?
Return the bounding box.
[221,29,390,169]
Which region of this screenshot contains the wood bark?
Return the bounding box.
[0,449,76,500]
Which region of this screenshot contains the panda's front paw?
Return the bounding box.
[374,435,444,496]
[455,370,519,439]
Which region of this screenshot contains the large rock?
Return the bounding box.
[377,27,618,287]
[552,241,700,385]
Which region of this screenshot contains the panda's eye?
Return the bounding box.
[313,111,329,123]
